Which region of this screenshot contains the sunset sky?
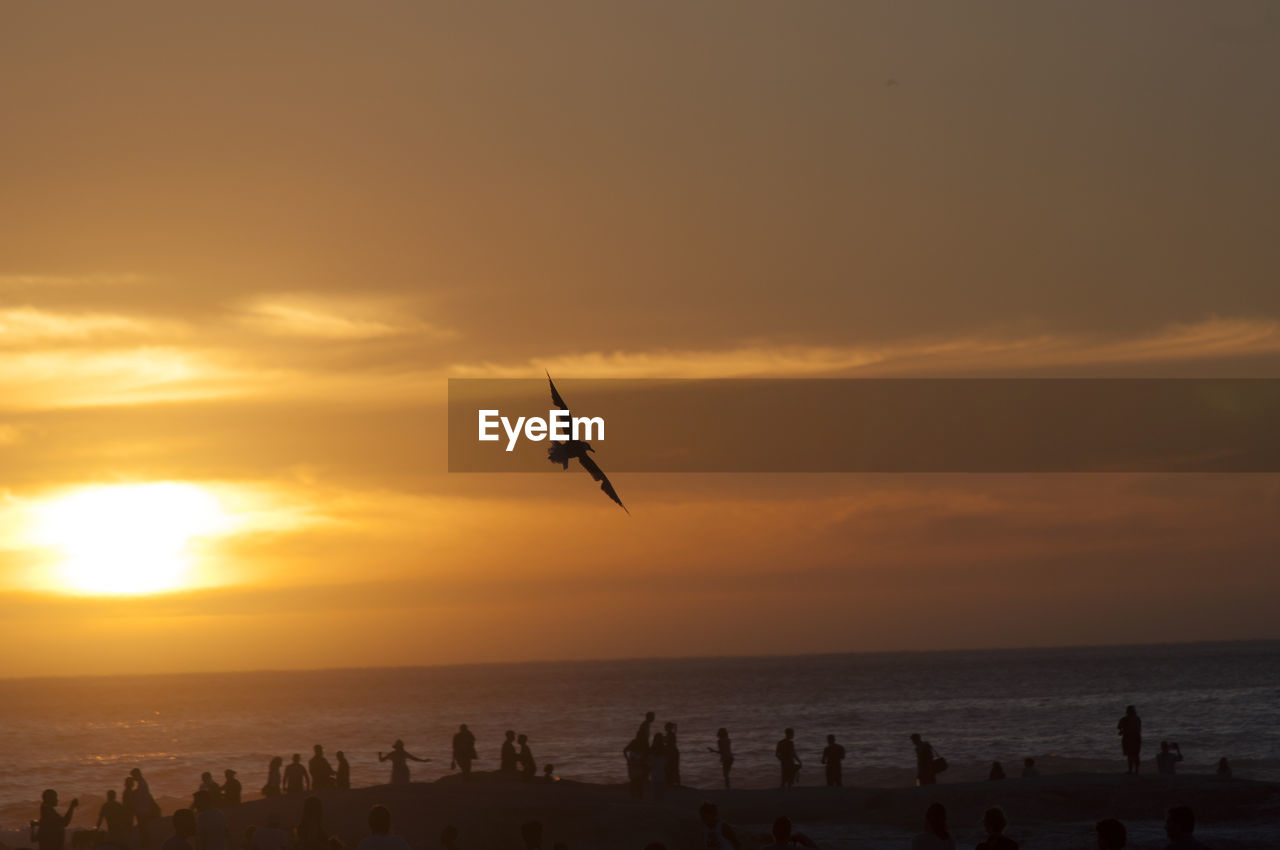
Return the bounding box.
[2,1,1279,677]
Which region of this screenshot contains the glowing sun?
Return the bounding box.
[33,483,230,594]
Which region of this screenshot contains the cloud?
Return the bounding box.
[0,307,177,345]
[452,316,1280,379]
[237,294,458,341]
[0,348,273,410]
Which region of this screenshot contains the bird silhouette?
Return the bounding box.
[546,372,628,513]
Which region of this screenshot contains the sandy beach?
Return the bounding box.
[5,770,1275,850]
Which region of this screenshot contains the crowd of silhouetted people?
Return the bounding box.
[26,704,1242,850]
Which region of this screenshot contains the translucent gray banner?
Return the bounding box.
[448,379,1280,472]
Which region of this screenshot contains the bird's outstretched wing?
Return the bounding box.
[547,371,569,412]
[578,453,629,514]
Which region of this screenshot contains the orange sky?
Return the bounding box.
[2,1,1279,677]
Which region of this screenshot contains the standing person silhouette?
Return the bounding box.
[623,736,647,799]
[910,734,937,786]
[647,733,668,801]
[517,734,537,781]
[1156,741,1183,775]
[198,773,221,801]
[1117,706,1142,775]
[663,722,681,788]
[500,731,519,773]
[636,712,655,756]
[97,789,132,849]
[379,740,429,785]
[262,758,283,798]
[775,728,801,787]
[335,752,350,790]
[221,771,241,806]
[822,735,846,787]
[309,746,334,790]
[122,776,137,824]
[34,789,78,850]
[283,755,309,794]
[708,728,734,789]
[130,769,157,848]
[452,725,478,778]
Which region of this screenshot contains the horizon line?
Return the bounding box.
[1,636,1275,684]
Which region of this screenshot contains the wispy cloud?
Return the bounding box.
[0,348,271,410]
[237,294,458,341]
[0,307,177,345]
[453,317,1280,379]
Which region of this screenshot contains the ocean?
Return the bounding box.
[1,641,1276,831]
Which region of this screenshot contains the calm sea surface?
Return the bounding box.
[0,642,1276,829]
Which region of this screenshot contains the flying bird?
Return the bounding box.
[545,372,628,513]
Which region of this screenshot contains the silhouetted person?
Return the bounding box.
[663,722,681,788]
[709,728,734,789]
[821,734,845,787]
[542,763,556,782]
[162,810,197,850]
[452,725,477,777]
[760,816,816,850]
[295,797,328,850]
[220,770,241,806]
[698,803,742,850]
[131,769,157,848]
[439,825,459,850]
[517,734,536,781]
[1165,805,1210,850]
[636,712,655,755]
[1216,757,1231,780]
[1020,758,1038,779]
[648,733,668,801]
[249,812,287,850]
[358,805,409,850]
[500,731,519,773]
[122,776,137,823]
[1156,741,1183,776]
[335,753,350,790]
[1095,818,1127,850]
[976,807,1018,850]
[988,761,1005,781]
[97,789,132,848]
[911,803,957,850]
[193,791,228,850]
[1118,706,1142,774]
[310,746,335,790]
[623,736,647,799]
[34,789,78,850]
[284,755,309,794]
[379,740,428,785]
[262,758,283,798]
[198,773,221,803]
[775,728,801,787]
[911,734,938,786]
[519,821,542,850]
